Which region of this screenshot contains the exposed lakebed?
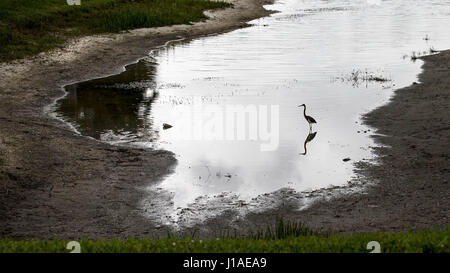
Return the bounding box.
[55,0,450,227]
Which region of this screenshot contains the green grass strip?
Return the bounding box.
[1,227,448,253]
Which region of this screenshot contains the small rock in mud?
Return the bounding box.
[163,123,173,130]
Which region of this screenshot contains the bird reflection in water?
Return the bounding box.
[300,131,317,155]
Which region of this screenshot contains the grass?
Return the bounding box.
[0,220,448,253]
[347,69,390,83]
[0,0,231,61]
[429,47,439,54]
[334,69,391,87]
[411,51,420,61]
[248,218,321,240]
[409,47,440,61]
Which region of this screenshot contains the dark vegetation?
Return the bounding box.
[0,0,230,61]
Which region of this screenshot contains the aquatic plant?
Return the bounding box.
[334,69,391,87]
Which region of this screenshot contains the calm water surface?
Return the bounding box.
[56,0,450,226]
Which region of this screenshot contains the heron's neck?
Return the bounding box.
[303,106,307,117]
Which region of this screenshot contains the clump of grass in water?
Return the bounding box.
[410,47,440,61]
[429,47,439,54]
[334,69,391,87]
[411,51,420,61]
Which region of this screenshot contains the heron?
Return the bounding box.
[298,104,317,131]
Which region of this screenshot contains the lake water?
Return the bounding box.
[55,0,450,226]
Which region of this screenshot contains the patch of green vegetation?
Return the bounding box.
[0,221,448,253]
[0,0,231,61]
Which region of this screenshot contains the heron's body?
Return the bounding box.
[298,104,317,130]
[305,115,317,124]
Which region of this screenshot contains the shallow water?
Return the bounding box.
[56,0,450,226]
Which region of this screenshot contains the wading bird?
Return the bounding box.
[298,104,317,131]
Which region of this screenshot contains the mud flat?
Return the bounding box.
[0,0,274,239]
[188,51,450,235]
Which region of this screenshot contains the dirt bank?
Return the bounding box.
[0,0,274,239]
[189,51,449,235]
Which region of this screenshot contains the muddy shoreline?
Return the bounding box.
[1,0,449,239]
[0,0,274,239]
